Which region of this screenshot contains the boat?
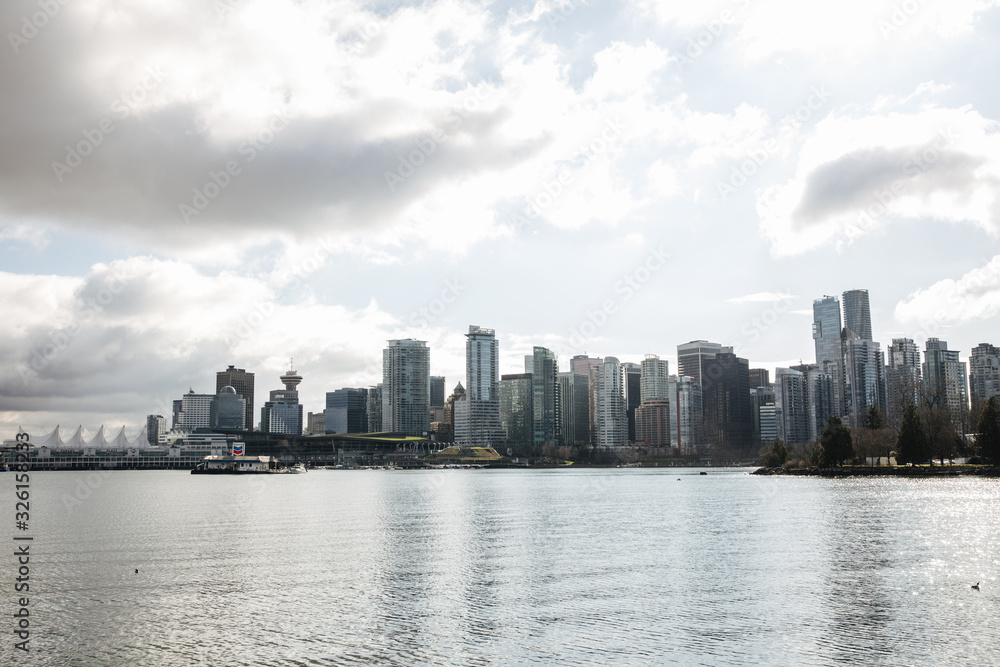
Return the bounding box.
[191,455,286,474]
[289,463,307,474]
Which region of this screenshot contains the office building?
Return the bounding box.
[529,347,561,446]
[677,340,724,386]
[367,385,382,433]
[621,361,641,443]
[260,366,303,435]
[216,365,255,433]
[701,351,753,452]
[640,354,670,402]
[306,410,326,435]
[774,368,809,445]
[749,368,770,390]
[668,375,701,455]
[594,357,627,447]
[499,373,533,445]
[570,355,603,377]
[178,389,214,429]
[326,388,369,434]
[211,386,246,430]
[146,414,166,446]
[558,372,591,445]
[750,387,777,444]
[382,339,430,437]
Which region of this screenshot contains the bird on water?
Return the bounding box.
[972,582,980,590]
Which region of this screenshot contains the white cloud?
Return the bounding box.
[895,255,1000,327]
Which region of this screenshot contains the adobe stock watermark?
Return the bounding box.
[674,0,752,72]
[568,245,669,349]
[848,127,958,236]
[52,65,167,183]
[505,117,627,234]
[384,82,500,192]
[408,279,467,328]
[738,294,795,343]
[879,0,928,40]
[8,0,71,54]
[19,267,131,386]
[717,85,831,202]
[179,106,298,223]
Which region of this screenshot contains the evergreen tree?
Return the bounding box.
[896,403,928,465]
[975,396,1000,464]
[864,405,886,430]
[758,438,788,468]
[820,416,853,467]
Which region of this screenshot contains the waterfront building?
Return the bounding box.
[454,326,505,446]
[621,362,641,443]
[146,414,166,446]
[813,295,845,418]
[701,351,753,452]
[969,343,1000,408]
[668,375,701,455]
[750,387,777,444]
[558,372,591,445]
[635,399,671,448]
[326,388,368,434]
[211,386,246,430]
[178,390,214,429]
[842,289,873,341]
[216,365,255,433]
[499,373,533,445]
[640,355,670,402]
[774,368,809,445]
[594,357,627,447]
[749,368,771,390]
[260,366,304,436]
[528,347,561,447]
[923,338,969,430]
[367,385,382,433]
[886,338,922,427]
[382,339,430,437]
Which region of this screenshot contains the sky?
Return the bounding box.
[3,0,1000,436]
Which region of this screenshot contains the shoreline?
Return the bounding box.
[752,465,1000,478]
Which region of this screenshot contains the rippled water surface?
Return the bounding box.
[5,468,1000,665]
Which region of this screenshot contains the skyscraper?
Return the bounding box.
[216,365,255,432]
[749,368,771,390]
[594,357,627,447]
[529,347,561,447]
[621,361,641,443]
[969,343,1000,408]
[677,340,724,386]
[499,373,533,445]
[843,337,887,428]
[701,351,753,452]
[635,400,671,447]
[668,375,701,455]
[774,368,809,445]
[750,387,776,444]
[367,385,383,433]
[429,375,446,423]
[813,295,845,418]
[923,338,969,429]
[382,339,430,437]
[455,326,505,446]
[211,386,246,429]
[326,388,368,434]
[146,414,166,445]
[842,289,873,341]
[886,338,921,427]
[640,354,670,403]
[260,365,303,435]
[179,389,214,429]
[558,371,590,445]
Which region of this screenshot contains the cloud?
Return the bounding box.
[894,255,1000,328]
[757,105,1000,256]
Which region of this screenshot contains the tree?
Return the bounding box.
[820,416,853,467]
[897,403,929,465]
[758,438,788,468]
[975,396,1000,465]
[854,406,892,466]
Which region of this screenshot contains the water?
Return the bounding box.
[4,468,999,665]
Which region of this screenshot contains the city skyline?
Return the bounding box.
[4,1,1000,436]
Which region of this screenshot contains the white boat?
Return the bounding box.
[289,463,308,474]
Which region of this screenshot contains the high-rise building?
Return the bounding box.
[442,382,465,440]
[306,410,326,435]
[367,385,383,433]
[594,357,627,447]
[750,387,776,444]
[749,368,771,390]
[570,355,603,377]
[843,337,887,428]
[800,365,835,443]
[923,338,969,429]
[499,373,533,445]
[677,340,724,387]
[455,326,505,446]
[529,347,561,447]
[886,338,921,427]
[146,414,166,446]
[668,375,702,455]
[382,339,430,437]
[211,386,246,430]
[813,295,845,417]
[429,376,446,423]
[179,389,214,429]
[969,343,1000,408]
[558,372,590,445]
[640,355,670,403]
[635,399,671,447]
[216,365,255,433]
[171,399,182,429]
[701,351,753,452]
[774,368,809,445]
[842,289,873,341]
[260,366,303,435]
[621,362,641,443]
[326,388,368,434]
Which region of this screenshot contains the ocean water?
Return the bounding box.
[4,467,999,666]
